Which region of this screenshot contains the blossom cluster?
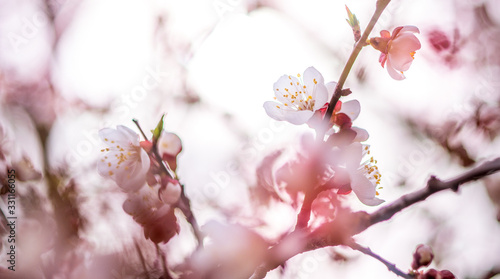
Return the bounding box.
[98,125,183,243]
[263,67,383,210]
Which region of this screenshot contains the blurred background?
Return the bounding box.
[0,0,500,278]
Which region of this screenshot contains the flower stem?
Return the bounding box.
[321,0,391,137]
[132,118,149,141]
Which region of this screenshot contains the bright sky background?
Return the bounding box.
[1,0,500,278]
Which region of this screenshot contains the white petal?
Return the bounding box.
[350,171,384,206]
[158,131,182,157]
[344,142,363,170]
[282,110,315,125]
[325,81,337,101]
[339,100,361,121]
[303,67,325,99]
[117,125,141,145]
[312,83,328,111]
[351,127,369,142]
[99,128,130,145]
[263,101,287,121]
[273,75,298,104]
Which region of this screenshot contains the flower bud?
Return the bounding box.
[418,269,456,279]
[159,179,182,205]
[412,244,434,270]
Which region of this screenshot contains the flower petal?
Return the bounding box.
[303,67,325,100]
[339,100,361,121]
[351,127,369,142]
[386,58,405,80]
[400,25,420,34]
[312,83,328,111]
[325,81,337,101]
[344,142,363,169]
[350,171,384,206]
[158,131,182,157]
[282,110,315,125]
[389,33,421,71]
[118,125,141,144]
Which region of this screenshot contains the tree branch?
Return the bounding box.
[359,157,500,232]
[347,241,413,279]
[250,157,500,278]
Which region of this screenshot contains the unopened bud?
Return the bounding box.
[418,268,456,279]
[159,180,181,205]
[411,244,434,270]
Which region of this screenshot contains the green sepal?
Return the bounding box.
[152,114,165,146]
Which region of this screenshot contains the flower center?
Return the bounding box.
[275,74,317,111]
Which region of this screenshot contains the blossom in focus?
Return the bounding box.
[370,26,421,80]
[98,125,150,192]
[263,67,336,125]
[332,142,384,206]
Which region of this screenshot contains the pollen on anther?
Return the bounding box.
[108,171,114,176]
[313,79,317,84]
[297,73,301,77]
[290,82,293,85]
[104,138,109,141]
[108,162,111,167]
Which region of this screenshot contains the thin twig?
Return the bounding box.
[347,241,413,279]
[321,0,391,138]
[134,240,150,279]
[132,119,149,141]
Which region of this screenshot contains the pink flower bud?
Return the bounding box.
[412,244,434,270]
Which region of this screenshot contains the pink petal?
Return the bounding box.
[399,25,420,34]
[389,33,421,71]
[386,58,405,80]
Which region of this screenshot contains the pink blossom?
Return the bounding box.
[370,26,421,80]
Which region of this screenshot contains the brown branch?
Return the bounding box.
[347,241,413,279]
[358,157,500,232]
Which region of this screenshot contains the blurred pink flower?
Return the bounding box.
[98,125,150,192]
[370,26,421,80]
[264,67,336,125]
[122,185,179,243]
